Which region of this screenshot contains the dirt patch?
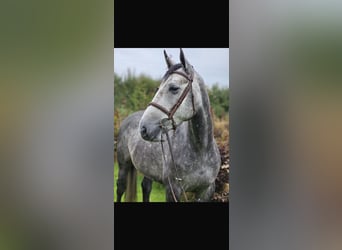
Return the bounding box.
[212,142,229,202]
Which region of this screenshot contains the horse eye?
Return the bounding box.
[169,85,180,94]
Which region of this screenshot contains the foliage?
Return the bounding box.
[114,71,160,137]
[207,83,229,119]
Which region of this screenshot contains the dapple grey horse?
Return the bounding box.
[115,49,221,202]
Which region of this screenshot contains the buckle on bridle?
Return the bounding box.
[160,118,176,131]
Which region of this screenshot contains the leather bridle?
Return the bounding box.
[148,70,195,130]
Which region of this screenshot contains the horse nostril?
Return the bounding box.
[140,125,147,137]
[140,124,159,141]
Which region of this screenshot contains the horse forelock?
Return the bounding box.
[162,63,184,81]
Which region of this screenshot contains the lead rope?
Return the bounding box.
[160,132,178,202]
[160,127,188,202]
[165,130,188,202]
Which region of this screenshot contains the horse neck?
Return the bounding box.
[188,80,215,151]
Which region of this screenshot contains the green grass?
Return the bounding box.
[114,162,166,202]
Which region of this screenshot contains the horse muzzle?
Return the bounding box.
[139,122,162,141]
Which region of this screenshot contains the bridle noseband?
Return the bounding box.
[148,70,195,130]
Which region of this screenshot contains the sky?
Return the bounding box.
[114,48,229,88]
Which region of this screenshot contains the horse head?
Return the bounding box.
[139,49,201,141]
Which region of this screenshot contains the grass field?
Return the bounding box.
[113,162,166,202]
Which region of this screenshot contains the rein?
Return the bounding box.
[160,124,188,202]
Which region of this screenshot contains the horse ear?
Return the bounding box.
[164,50,174,69]
[179,48,192,74]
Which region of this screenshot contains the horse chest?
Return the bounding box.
[170,148,219,185]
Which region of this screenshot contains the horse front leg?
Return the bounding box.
[141,176,153,202]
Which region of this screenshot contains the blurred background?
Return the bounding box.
[0,0,113,249]
[230,0,342,249]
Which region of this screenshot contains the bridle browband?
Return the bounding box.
[148,70,195,130]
